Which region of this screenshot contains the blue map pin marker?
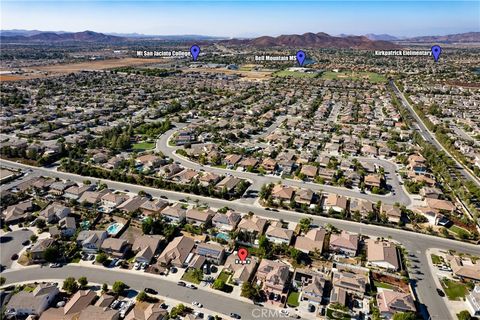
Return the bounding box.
[296,50,306,66]
[431,45,441,62]
[190,45,200,61]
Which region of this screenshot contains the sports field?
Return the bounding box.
[274,70,320,78]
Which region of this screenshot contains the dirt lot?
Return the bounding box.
[0,58,166,82]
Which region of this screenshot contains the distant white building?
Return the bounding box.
[466,285,480,316]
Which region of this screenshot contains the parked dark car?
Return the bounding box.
[144,288,158,295]
[11,254,18,260]
[177,281,186,287]
[230,313,241,319]
[436,288,445,297]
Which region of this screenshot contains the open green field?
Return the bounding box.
[321,71,387,83]
[441,278,468,300]
[274,70,320,78]
[132,142,155,151]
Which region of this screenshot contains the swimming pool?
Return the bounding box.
[106,223,124,236]
[216,232,230,241]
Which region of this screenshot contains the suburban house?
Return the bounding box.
[332,270,368,297]
[265,222,294,245]
[301,274,326,304]
[224,254,258,285]
[329,231,359,256]
[376,291,416,319]
[3,200,34,224]
[57,216,77,237]
[195,242,226,265]
[101,192,128,212]
[30,238,56,261]
[39,289,102,320]
[161,203,186,223]
[132,235,164,264]
[212,210,241,231]
[39,203,71,223]
[447,255,480,281]
[124,301,168,320]
[294,228,327,254]
[157,236,195,267]
[294,188,315,206]
[76,230,108,253]
[381,204,403,224]
[323,193,348,213]
[271,184,295,203]
[100,238,132,258]
[366,239,400,271]
[186,208,214,226]
[214,176,243,193]
[350,199,375,217]
[118,196,149,214]
[6,283,58,318]
[140,199,168,216]
[256,259,290,295]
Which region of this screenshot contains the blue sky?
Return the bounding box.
[1,1,479,37]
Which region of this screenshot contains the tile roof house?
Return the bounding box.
[381,204,403,224]
[160,203,186,223]
[215,176,243,193]
[157,236,194,267]
[3,199,34,224]
[76,230,107,253]
[212,210,241,231]
[256,259,290,295]
[294,188,315,205]
[39,289,97,320]
[447,255,480,281]
[294,228,327,254]
[6,283,58,318]
[118,196,149,214]
[271,184,295,203]
[366,239,400,270]
[332,270,368,297]
[100,238,131,258]
[237,215,267,234]
[132,235,164,264]
[195,242,226,265]
[39,203,71,223]
[186,208,214,226]
[124,301,167,320]
[323,193,348,213]
[376,291,416,319]
[140,199,169,216]
[301,273,327,304]
[350,199,375,217]
[224,254,258,285]
[329,231,359,256]
[30,238,56,261]
[265,224,294,245]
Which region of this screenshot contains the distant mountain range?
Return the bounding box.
[223,32,400,49]
[398,32,480,43]
[0,30,124,42]
[1,29,478,46]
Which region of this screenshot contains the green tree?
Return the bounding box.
[299,217,312,233]
[112,281,127,295]
[212,278,226,291]
[62,277,79,294]
[241,282,261,301]
[0,277,5,286]
[96,252,108,264]
[102,283,108,293]
[43,246,59,263]
[29,234,38,243]
[457,310,472,320]
[136,291,148,302]
[78,277,88,289]
[392,312,417,320]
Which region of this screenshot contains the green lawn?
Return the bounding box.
[181,269,202,284]
[274,70,320,78]
[287,291,300,307]
[449,225,470,237]
[441,278,468,300]
[326,308,351,320]
[431,254,444,265]
[374,281,395,290]
[321,71,387,83]
[217,270,231,283]
[132,142,155,151]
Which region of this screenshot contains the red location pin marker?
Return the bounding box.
[238,248,248,262]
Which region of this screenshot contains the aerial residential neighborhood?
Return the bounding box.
[1,1,480,320]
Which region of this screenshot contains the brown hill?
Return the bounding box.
[402,32,480,43]
[224,32,400,49]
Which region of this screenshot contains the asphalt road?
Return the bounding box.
[1,265,262,319]
[0,229,33,270]
[156,123,412,206]
[390,80,480,188]
[2,159,479,320]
